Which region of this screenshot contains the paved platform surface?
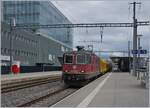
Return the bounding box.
[1,71,61,82]
[53,72,149,107]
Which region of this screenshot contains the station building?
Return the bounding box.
[3,1,73,47]
[1,1,73,66]
[1,22,72,66]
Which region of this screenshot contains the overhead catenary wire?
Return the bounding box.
[100,27,104,43]
[86,27,88,35]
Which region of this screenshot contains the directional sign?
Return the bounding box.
[132,50,147,54]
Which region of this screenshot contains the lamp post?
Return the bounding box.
[128,41,131,73]
[137,35,142,57]
[137,34,142,79]
[10,18,16,73]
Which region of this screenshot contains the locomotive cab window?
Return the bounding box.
[77,54,86,64]
[86,54,91,64]
[64,54,73,64]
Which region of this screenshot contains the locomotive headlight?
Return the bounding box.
[81,70,84,73]
[65,70,68,72]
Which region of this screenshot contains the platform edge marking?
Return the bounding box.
[51,73,110,107]
[77,72,112,107]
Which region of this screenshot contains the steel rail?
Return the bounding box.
[1,75,60,86]
[1,76,61,93]
[17,87,70,107]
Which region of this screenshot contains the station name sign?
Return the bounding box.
[132,50,147,54]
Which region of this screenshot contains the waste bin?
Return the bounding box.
[12,61,20,74]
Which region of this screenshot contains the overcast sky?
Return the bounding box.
[51,0,150,58]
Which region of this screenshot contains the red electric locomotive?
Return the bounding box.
[62,46,100,86]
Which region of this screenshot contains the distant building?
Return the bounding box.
[1,1,73,66]
[3,1,73,47]
[1,22,72,66]
[1,1,4,21]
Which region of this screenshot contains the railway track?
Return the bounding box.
[17,87,78,107]
[1,75,61,93]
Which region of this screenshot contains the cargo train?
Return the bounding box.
[62,46,112,86]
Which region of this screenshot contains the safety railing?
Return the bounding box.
[136,62,149,89]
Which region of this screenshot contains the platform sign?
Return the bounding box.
[140,50,147,54]
[1,55,10,61]
[132,50,147,54]
[132,50,138,54]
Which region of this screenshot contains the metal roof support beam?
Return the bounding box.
[14,21,149,29]
[94,51,129,53]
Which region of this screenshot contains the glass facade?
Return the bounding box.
[3,1,39,24]
[3,1,73,47]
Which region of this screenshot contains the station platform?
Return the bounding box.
[1,71,61,83]
[52,72,149,107]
